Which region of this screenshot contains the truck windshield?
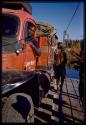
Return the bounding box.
[2,14,19,37]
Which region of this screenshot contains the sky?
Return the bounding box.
[30,2,84,42]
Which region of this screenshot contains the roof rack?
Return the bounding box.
[2,2,32,15]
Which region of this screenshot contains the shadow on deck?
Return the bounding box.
[34,78,85,123]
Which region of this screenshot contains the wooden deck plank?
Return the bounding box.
[35,78,84,123]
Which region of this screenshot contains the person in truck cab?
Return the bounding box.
[27,24,41,57]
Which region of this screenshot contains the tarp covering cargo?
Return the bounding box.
[36,21,57,37]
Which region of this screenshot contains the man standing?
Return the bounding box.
[53,43,67,91]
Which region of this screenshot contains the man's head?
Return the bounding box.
[28,25,36,37]
[60,44,65,51]
[57,42,65,51]
[57,42,62,49]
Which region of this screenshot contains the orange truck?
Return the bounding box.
[2,2,57,123]
[36,22,57,70]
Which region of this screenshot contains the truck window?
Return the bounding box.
[24,22,34,41]
[2,14,20,37]
[24,23,29,41]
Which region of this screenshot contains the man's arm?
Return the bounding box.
[29,42,41,56]
[70,50,82,61]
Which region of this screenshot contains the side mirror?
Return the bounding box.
[15,40,23,55]
[16,48,22,55]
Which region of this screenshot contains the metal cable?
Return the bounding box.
[66,2,80,31]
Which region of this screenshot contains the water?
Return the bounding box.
[66,67,79,79]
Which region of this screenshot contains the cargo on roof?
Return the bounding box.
[2,2,32,15]
[36,21,57,37]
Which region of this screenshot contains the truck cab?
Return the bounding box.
[2,3,37,71]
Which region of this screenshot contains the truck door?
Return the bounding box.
[22,21,36,71]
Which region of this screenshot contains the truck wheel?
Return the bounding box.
[2,93,34,123]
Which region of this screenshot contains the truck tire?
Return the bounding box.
[2,93,34,123]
